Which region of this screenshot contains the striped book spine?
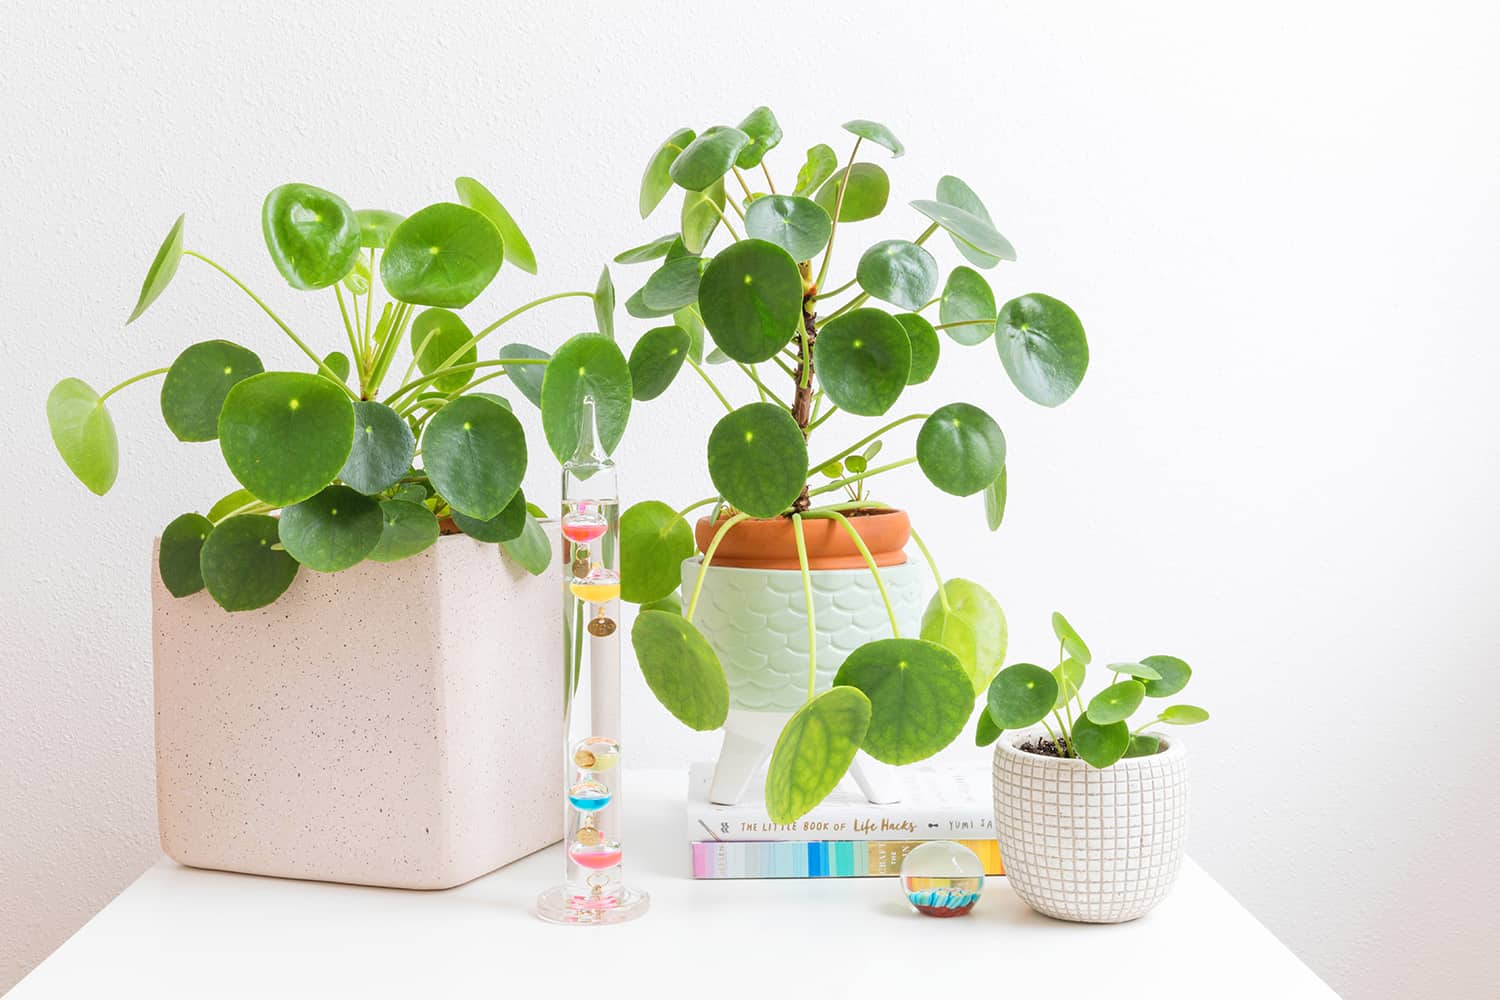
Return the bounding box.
[691,839,1003,879]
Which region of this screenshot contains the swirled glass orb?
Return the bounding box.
[900,841,984,917]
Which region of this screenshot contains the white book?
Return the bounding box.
[685,762,996,842]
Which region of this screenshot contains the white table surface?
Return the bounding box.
[11,770,1333,1000]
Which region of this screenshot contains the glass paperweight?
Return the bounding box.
[900,841,984,917]
[536,396,649,926]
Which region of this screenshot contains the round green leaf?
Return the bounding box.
[857,240,937,311]
[207,488,257,523]
[1107,661,1164,681]
[199,513,299,612]
[894,313,939,384]
[935,176,1002,269]
[127,213,184,323]
[422,395,526,519]
[642,593,683,616]
[1159,704,1210,725]
[160,340,264,442]
[765,686,871,824]
[409,308,476,394]
[615,234,679,265]
[499,343,549,408]
[631,611,730,731]
[814,308,911,416]
[833,638,972,765]
[262,183,361,291]
[1052,658,1087,710]
[939,267,997,345]
[355,209,404,249]
[159,512,213,597]
[698,239,804,364]
[1071,712,1130,768]
[641,256,705,312]
[454,176,536,274]
[910,199,1016,261]
[594,266,616,339]
[380,203,503,308]
[1051,611,1092,665]
[983,467,1007,531]
[322,351,351,383]
[669,126,750,191]
[1124,733,1162,758]
[916,403,1006,496]
[794,144,838,197]
[1141,655,1193,698]
[620,501,695,604]
[628,325,691,401]
[813,163,890,222]
[735,106,783,168]
[46,378,118,496]
[540,334,632,462]
[340,401,414,495]
[975,706,1003,747]
[450,487,527,543]
[1086,680,1146,725]
[680,178,725,253]
[996,293,1089,407]
[625,285,675,320]
[500,512,551,575]
[278,485,383,572]
[744,195,832,261]
[367,500,439,562]
[842,119,905,157]
[218,372,354,507]
[986,663,1058,729]
[706,403,808,519]
[920,578,1007,694]
[640,127,695,218]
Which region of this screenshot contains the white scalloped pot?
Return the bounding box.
[992,730,1189,922]
[681,557,925,804]
[153,528,563,890]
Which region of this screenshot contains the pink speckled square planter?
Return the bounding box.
[152,527,563,890]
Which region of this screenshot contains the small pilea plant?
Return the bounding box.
[47,179,624,611]
[980,612,1209,766]
[611,109,1091,821]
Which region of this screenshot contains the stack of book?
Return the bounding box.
[686,762,1003,879]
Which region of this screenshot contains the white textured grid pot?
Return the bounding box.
[153,527,563,890]
[992,730,1188,922]
[681,557,925,805]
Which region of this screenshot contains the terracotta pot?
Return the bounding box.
[693,508,910,570]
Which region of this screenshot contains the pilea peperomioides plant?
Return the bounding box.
[48,179,627,611]
[613,109,1092,821]
[979,612,1209,765]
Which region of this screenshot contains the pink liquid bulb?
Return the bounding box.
[561,520,608,543]
[569,843,623,870]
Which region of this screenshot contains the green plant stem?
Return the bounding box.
[806,403,837,434]
[363,249,375,357]
[395,324,443,399]
[769,353,797,380]
[334,284,358,363]
[215,498,275,522]
[676,496,720,519]
[443,368,509,400]
[760,162,777,194]
[731,166,755,201]
[738,363,791,410]
[1040,716,1062,747]
[388,357,543,409]
[367,302,413,395]
[705,197,743,240]
[792,513,817,701]
[913,222,939,246]
[805,457,918,499]
[1132,720,1162,736]
[814,276,857,300]
[685,357,733,412]
[184,251,355,397]
[820,291,870,325]
[814,136,863,292]
[805,509,898,637]
[934,318,993,331]
[99,367,169,402]
[907,526,949,615]
[1052,709,1073,756]
[686,512,751,623]
[919,296,940,311]
[811,413,928,471]
[435,290,595,374]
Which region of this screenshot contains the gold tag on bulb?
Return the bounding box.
[588,615,616,637]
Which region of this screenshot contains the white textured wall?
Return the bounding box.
[3,2,1497,996]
